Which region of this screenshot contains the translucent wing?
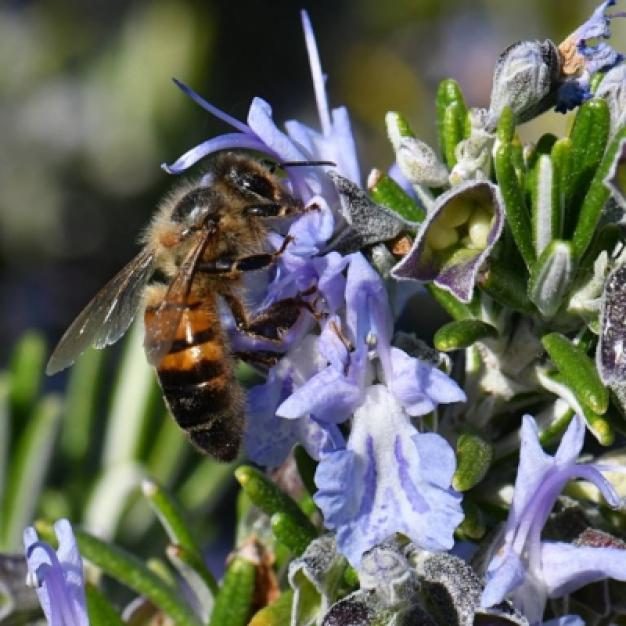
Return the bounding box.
[46,248,155,375]
[144,230,213,365]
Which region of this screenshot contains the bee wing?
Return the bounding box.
[46,248,155,375]
[144,229,214,365]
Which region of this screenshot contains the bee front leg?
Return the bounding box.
[197,236,294,275]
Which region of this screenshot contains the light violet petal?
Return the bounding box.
[541,541,626,597]
[509,415,554,522]
[316,252,350,314]
[544,617,585,626]
[330,106,361,186]
[318,316,349,371]
[554,413,586,466]
[391,180,504,303]
[388,347,466,416]
[247,97,306,163]
[315,385,462,567]
[276,364,361,424]
[287,196,335,255]
[301,10,331,136]
[314,448,360,526]
[481,550,527,608]
[161,133,271,174]
[172,78,251,134]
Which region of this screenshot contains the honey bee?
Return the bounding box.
[47,152,331,461]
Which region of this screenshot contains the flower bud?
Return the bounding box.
[486,39,560,129]
[396,137,450,188]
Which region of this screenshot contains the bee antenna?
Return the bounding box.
[279,160,336,168]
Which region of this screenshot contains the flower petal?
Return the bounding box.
[541,541,626,597]
[314,385,463,566]
[391,181,504,303]
[161,132,271,174]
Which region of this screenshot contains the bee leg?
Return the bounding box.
[197,236,295,275]
[234,351,281,367]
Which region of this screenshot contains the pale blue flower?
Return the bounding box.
[23,519,89,626]
[313,385,464,568]
[481,414,626,625]
[556,0,625,112]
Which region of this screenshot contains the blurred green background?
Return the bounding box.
[1,0,624,357]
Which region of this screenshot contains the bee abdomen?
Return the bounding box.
[150,302,243,461]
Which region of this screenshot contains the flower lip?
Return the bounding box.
[391,180,505,303]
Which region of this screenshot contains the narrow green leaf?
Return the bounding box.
[441,101,466,169]
[495,141,535,268]
[539,406,575,447]
[9,331,46,420]
[75,528,202,626]
[142,479,217,597]
[542,332,609,415]
[61,346,105,462]
[453,434,493,491]
[367,169,425,222]
[1,395,61,550]
[0,376,9,506]
[143,479,198,553]
[530,154,560,256]
[528,240,574,317]
[234,466,317,536]
[436,79,466,152]
[208,557,256,626]
[101,322,160,467]
[551,138,573,235]
[271,511,317,556]
[145,413,189,486]
[479,263,537,316]
[249,590,294,626]
[434,320,497,352]
[85,583,125,626]
[426,284,478,321]
[572,124,626,259]
[496,106,515,144]
[294,445,318,496]
[525,133,558,172]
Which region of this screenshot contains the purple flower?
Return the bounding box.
[556,0,625,112]
[391,180,505,303]
[313,385,464,568]
[23,519,89,626]
[481,414,626,625]
[161,11,360,203]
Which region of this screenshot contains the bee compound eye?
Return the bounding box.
[235,171,275,200]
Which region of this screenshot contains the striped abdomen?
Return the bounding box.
[144,294,243,461]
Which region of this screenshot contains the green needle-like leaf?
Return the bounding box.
[436,79,467,153]
[455,499,486,540]
[61,346,105,463]
[208,556,256,626]
[143,478,218,597]
[495,140,535,268]
[8,331,46,422]
[235,466,316,536]
[542,332,609,415]
[528,240,574,317]
[426,284,478,321]
[1,395,62,550]
[368,169,424,223]
[434,320,497,352]
[271,511,317,556]
[453,434,494,491]
[496,106,515,145]
[479,263,537,316]
[75,528,202,626]
[530,154,560,256]
[441,101,466,169]
[572,124,626,259]
[85,584,125,626]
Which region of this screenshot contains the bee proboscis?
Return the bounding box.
[47,152,330,460]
